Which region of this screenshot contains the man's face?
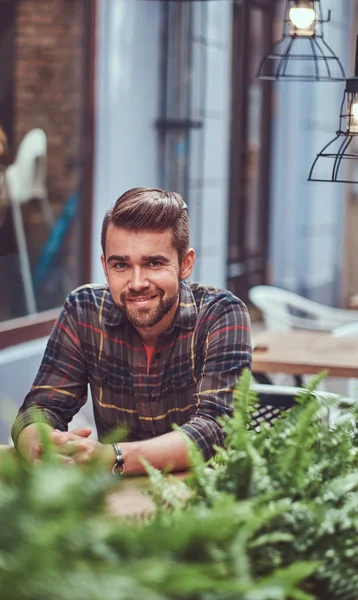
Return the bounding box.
[101,226,194,333]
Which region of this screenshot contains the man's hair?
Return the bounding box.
[101,187,189,263]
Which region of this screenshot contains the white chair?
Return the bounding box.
[249,285,358,332]
[5,129,53,315]
[249,285,358,391]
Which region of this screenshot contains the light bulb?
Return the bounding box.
[289,7,316,29]
[349,101,358,133]
[351,102,358,121]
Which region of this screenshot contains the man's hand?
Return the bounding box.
[51,431,115,470]
[50,428,92,446]
[17,424,93,464]
[17,423,54,463]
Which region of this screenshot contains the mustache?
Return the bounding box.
[121,288,163,300]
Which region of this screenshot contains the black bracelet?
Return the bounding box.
[111,442,125,475]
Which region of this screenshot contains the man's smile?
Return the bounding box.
[126,294,159,304]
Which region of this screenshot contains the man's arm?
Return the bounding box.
[180,296,252,460]
[54,429,190,474]
[119,431,189,473]
[11,296,89,453]
[16,423,93,464]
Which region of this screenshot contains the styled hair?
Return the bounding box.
[101,187,189,263]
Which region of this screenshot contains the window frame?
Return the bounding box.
[0,0,96,350]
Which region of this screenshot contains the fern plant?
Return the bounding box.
[150,370,358,599]
[0,449,316,600]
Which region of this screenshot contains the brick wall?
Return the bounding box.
[13,0,88,310]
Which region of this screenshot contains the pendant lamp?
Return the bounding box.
[309,36,358,183]
[258,0,345,82]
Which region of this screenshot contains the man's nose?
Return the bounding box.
[128,267,149,291]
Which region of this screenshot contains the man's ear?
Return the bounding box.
[180,248,195,280]
[101,254,109,284]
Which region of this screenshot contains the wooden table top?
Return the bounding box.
[108,471,189,518]
[252,329,358,378]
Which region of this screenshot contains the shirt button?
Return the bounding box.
[149,394,155,401]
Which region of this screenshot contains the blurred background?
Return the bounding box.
[0,0,355,441]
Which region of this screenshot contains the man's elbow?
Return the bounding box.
[181,415,224,462]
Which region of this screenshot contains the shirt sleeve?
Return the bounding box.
[11,298,88,447]
[180,297,252,461]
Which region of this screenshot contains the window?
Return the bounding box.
[0,0,95,349]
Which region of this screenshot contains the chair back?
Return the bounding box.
[249,285,358,331]
[5,128,47,204]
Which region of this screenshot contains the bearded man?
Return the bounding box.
[12,188,252,474]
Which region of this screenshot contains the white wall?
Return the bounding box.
[0,338,96,444]
[0,338,47,443]
[92,0,162,282]
[189,1,233,288]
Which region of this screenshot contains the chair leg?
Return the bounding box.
[294,375,303,387]
[11,200,36,314]
[252,372,274,385]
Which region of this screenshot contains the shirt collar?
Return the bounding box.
[105,280,198,332]
[105,289,126,328]
[164,280,198,334]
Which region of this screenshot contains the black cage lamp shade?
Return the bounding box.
[258,0,345,82]
[309,36,358,183]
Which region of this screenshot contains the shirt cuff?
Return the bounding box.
[180,416,224,461]
[11,408,64,449]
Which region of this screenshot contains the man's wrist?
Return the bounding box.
[98,443,117,471]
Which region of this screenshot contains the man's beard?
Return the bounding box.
[117,287,179,329]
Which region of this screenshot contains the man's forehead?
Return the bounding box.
[105,225,176,252]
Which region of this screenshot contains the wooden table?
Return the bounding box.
[108,471,189,518]
[108,476,156,518]
[252,330,358,378]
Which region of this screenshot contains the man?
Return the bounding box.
[12,188,251,474]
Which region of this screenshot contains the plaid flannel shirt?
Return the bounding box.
[12,281,252,460]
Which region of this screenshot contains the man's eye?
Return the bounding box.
[114,263,128,270]
[149,261,162,267]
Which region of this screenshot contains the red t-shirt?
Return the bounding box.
[143,344,155,375]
